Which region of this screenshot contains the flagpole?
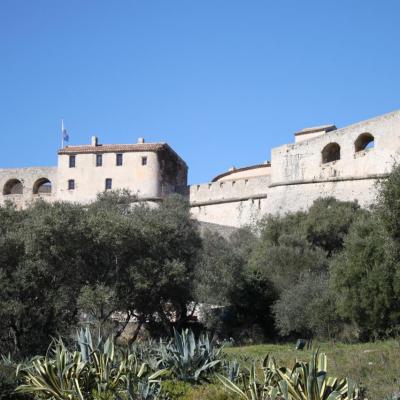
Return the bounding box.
[61,120,64,148]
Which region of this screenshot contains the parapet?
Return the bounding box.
[294,124,336,143]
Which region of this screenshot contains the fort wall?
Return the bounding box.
[189,110,400,227]
[0,110,399,227]
[0,167,57,208]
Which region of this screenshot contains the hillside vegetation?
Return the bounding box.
[3,167,400,399]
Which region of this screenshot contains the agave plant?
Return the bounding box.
[158,328,222,383]
[218,355,281,400]
[219,350,361,400]
[223,359,241,382]
[275,350,359,400]
[17,328,166,400]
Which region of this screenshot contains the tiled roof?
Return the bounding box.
[58,143,167,155]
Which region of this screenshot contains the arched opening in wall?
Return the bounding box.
[355,133,374,152]
[3,179,23,195]
[33,178,52,195]
[321,143,341,164]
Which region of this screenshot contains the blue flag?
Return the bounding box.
[63,128,69,142]
[62,120,69,143]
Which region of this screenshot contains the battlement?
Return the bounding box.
[189,175,270,206]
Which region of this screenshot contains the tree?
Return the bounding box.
[248,200,358,339]
[304,197,363,256]
[195,228,277,342]
[0,193,203,354]
[249,225,328,293]
[194,230,243,306]
[330,213,400,339]
[376,164,400,241]
[272,272,340,339]
[87,193,202,339]
[0,200,91,356]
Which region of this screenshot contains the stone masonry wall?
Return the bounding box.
[0,167,57,208]
[189,110,400,227]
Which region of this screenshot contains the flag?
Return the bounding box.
[62,120,69,143]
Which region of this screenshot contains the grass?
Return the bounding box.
[224,340,400,400]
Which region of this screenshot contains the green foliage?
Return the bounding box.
[0,200,90,356]
[17,328,166,400]
[250,220,328,293]
[160,380,193,400]
[195,230,243,306]
[0,356,24,400]
[161,380,235,400]
[304,197,363,256]
[159,329,222,383]
[331,212,400,339]
[0,193,202,356]
[196,229,277,342]
[219,350,360,400]
[377,165,400,241]
[272,272,340,338]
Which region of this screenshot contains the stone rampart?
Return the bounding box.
[189,110,400,227]
[189,176,270,227]
[0,167,57,207]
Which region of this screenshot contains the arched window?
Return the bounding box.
[321,143,341,164]
[3,179,23,195]
[33,178,52,195]
[355,133,374,152]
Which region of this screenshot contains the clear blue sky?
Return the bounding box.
[1,1,399,183]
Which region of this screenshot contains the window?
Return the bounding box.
[105,178,112,190]
[96,154,103,167]
[68,179,75,190]
[141,156,147,166]
[322,143,341,164]
[355,133,374,152]
[116,153,123,166]
[69,155,76,168]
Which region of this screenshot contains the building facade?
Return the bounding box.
[1,110,400,227]
[0,137,187,208]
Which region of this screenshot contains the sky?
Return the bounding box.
[0,1,399,184]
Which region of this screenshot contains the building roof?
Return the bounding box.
[211,163,271,182]
[294,124,337,136]
[58,142,167,154]
[58,142,187,166]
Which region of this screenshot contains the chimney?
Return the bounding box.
[91,136,98,146]
[137,137,145,144]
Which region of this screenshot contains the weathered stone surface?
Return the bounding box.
[189,110,400,227]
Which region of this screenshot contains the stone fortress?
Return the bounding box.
[1,110,400,228]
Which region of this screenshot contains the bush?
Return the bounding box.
[161,380,234,400]
[0,357,30,400]
[0,362,17,399]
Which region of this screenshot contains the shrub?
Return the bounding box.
[161,380,235,400]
